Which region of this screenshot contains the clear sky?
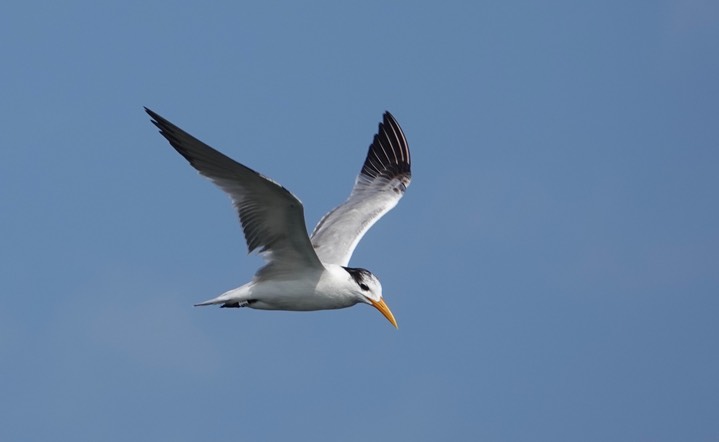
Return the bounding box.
[2,1,718,441]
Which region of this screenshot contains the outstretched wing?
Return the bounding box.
[146,108,323,277]
[310,111,411,266]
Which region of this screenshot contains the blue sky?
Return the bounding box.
[2,1,718,440]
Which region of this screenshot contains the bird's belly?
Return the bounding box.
[240,267,364,312]
[250,295,357,311]
[247,281,357,311]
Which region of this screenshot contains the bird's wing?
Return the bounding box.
[310,111,411,266]
[146,108,324,277]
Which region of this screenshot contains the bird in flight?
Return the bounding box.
[145,108,411,328]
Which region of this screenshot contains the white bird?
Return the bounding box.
[145,108,411,328]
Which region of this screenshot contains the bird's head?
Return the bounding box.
[343,267,398,328]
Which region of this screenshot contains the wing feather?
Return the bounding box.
[146,108,323,276]
[310,112,411,266]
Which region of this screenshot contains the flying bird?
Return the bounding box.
[145,108,411,328]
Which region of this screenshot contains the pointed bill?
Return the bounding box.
[371,298,398,329]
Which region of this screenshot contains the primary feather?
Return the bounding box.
[310,111,412,266]
[145,108,323,278]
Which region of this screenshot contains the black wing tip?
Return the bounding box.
[143,107,209,168]
[382,110,398,125]
[143,107,190,148]
[144,107,172,132]
[144,106,162,124]
[359,111,411,180]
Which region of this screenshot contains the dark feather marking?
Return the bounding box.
[220,299,257,308]
[360,112,411,182]
[342,266,372,288]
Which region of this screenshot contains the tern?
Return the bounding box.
[145,108,411,328]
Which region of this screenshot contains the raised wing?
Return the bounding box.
[146,108,323,277]
[310,111,411,266]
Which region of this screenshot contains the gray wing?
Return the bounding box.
[310,111,411,266]
[146,108,323,277]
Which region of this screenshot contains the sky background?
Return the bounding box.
[2,1,718,441]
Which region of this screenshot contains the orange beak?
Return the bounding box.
[371,298,398,329]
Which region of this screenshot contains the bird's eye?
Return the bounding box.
[359,283,369,291]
